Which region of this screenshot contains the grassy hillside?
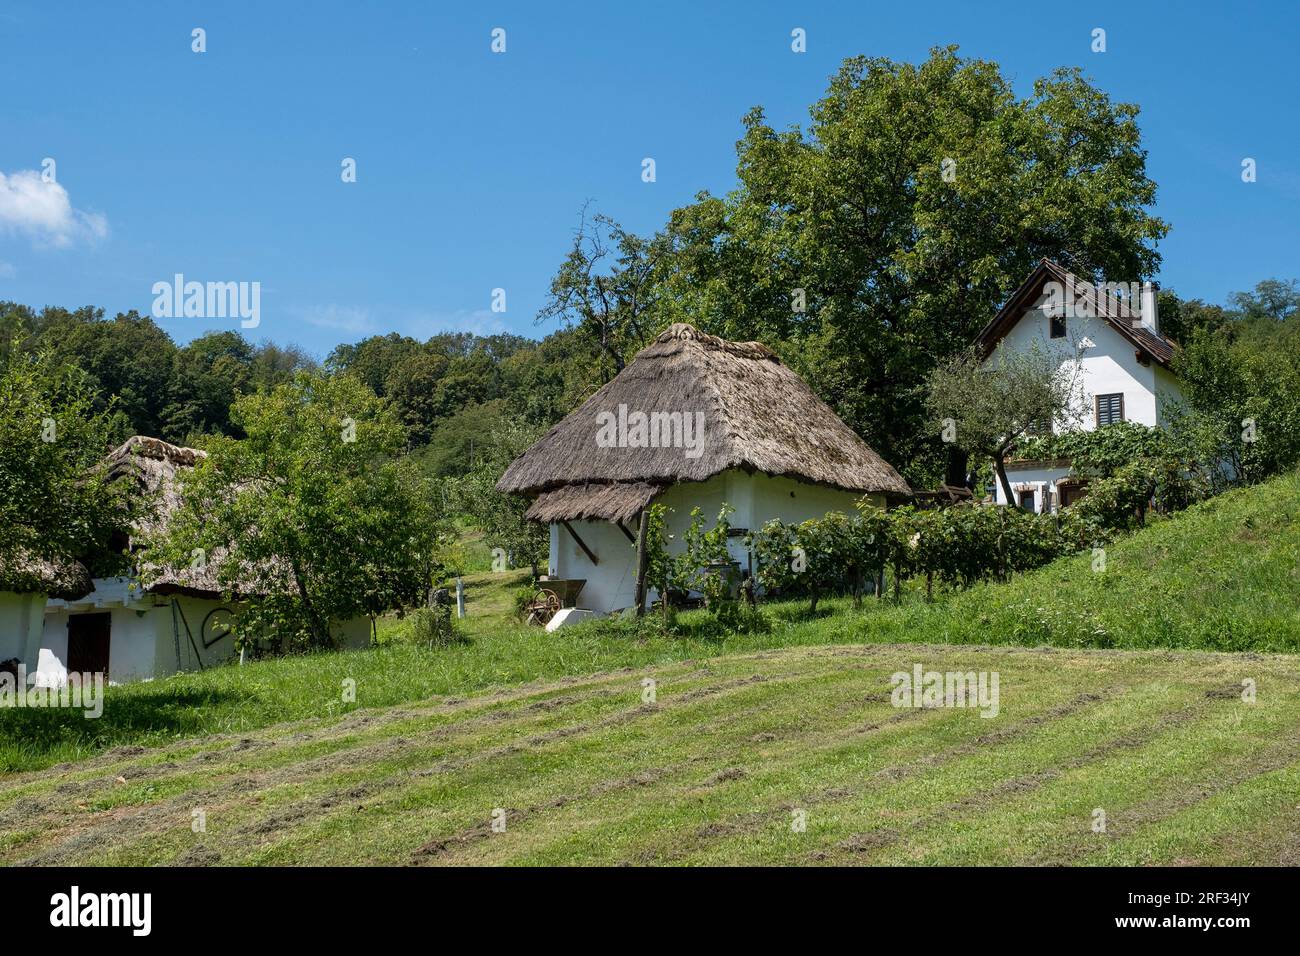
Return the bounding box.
[3,644,1297,866]
[1,470,1296,774]
[854,469,1300,652]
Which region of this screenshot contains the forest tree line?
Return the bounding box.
[4,47,1299,564]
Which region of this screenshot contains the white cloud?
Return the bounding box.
[0,169,109,248]
[288,305,512,339]
[405,309,508,338]
[291,304,376,333]
[0,261,14,278]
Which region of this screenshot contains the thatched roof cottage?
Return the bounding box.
[498,323,910,614]
[31,436,368,687]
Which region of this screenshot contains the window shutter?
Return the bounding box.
[1096,393,1124,426]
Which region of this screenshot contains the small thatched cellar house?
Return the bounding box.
[32,436,369,687]
[497,324,911,614]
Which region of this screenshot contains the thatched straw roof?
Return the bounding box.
[106,436,282,599]
[105,435,206,538]
[498,324,909,521]
[525,482,664,524]
[0,551,93,600]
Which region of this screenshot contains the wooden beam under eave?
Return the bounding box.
[561,521,599,566]
[615,520,636,544]
[633,510,650,617]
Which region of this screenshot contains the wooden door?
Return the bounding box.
[67,613,111,678]
[1060,484,1088,508]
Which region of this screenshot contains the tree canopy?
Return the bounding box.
[0,344,131,586]
[646,46,1168,483]
[137,372,450,649]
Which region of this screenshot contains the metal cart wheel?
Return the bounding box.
[525,588,562,627]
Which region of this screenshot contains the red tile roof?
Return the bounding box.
[974,259,1178,368]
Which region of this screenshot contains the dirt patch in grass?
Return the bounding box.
[1054,736,1300,865]
[818,697,1225,865]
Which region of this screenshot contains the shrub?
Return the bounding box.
[679,505,736,609]
[750,505,900,611]
[748,518,802,597]
[513,584,537,621]
[639,504,763,630]
[1067,457,1203,531]
[405,605,465,648]
[709,599,771,634]
[1017,421,1173,477]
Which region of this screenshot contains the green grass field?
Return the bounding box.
[3,644,1297,865]
[1,471,1297,864]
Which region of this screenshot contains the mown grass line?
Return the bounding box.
[7,658,826,865]
[672,679,1199,867]
[2,671,650,863]
[0,664,674,809]
[403,653,1152,865]
[836,691,1300,866]
[380,655,1297,866]
[5,645,1296,866]
[1091,761,1300,866]
[198,664,868,866]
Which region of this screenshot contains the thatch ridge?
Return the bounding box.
[0,437,197,600]
[497,323,910,507]
[107,435,283,599]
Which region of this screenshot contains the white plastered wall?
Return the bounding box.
[0,591,46,668]
[995,293,1160,430]
[989,292,1171,508]
[38,578,371,686]
[550,469,883,614]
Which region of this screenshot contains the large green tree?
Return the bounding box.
[537,207,664,383]
[30,309,178,440]
[450,415,549,577]
[139,372,446,649]
[0,346,131,588]
[1172,321,1300,486]
[651,46,1168,482]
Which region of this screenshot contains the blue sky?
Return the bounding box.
[1,0,1296,357]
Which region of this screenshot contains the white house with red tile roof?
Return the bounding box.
[973,260,1182,512]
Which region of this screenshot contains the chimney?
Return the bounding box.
[1139,281,1159,334]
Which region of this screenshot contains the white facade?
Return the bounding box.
[547,470,886,614]
[29,577,372,687]
[0,591,46,668]
[990,289,1182,511]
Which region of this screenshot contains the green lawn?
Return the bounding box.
[1,471,1297,863]
[2,643,1296,865]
